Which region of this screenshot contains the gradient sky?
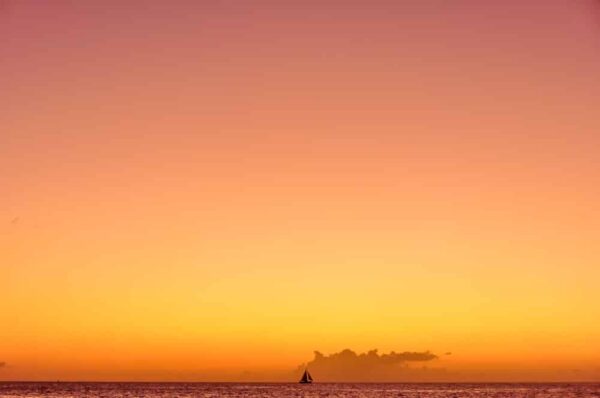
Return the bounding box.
[2,0,600,381]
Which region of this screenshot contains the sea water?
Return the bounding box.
[1,382,600,397]
[0,382,600,398]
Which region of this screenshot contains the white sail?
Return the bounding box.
[299,369,313,383]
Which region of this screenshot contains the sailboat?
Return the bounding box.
[299,369,313,384]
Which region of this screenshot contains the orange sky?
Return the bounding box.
[2,0,600,381]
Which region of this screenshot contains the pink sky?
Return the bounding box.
[2,0,600,381]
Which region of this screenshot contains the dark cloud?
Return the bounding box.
[298,349,445,382]
[0,362,6,368]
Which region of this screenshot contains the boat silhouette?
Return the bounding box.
[299,369,313,384]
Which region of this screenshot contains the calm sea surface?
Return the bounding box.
[1,382,599,397]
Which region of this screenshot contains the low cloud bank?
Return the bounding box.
[298,349,446,381]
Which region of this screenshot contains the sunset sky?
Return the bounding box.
[2,0,600,381]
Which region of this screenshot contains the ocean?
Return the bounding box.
[1,382,600,397]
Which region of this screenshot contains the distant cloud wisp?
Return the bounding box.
[298,349,445,381]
